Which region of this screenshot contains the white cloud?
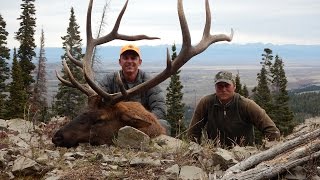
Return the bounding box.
[1,0,319,48]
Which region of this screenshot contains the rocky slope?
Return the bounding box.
[0,117,319,179]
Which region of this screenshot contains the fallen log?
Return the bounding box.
[222,140,320,179]
[222,128,320,180]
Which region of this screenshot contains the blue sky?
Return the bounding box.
[1,0,320,48]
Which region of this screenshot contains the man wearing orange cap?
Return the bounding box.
[99,44,171,135]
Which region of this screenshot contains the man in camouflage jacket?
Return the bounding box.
[187,71,280,147]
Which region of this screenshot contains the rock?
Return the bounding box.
[116,126,150,149]
[6,119,34,133]
[188,142,203,156]
[43,169,63,180]
[0,119,7,128]
[179,165,207,180]
[130,156,161,166]
[7,135,30,148]
[310,175,320,180]
[0,171,12,180]
[0,150,8,168]
[11,155,43,176]
[45,150,60,159]
[165,164,180,175]
[211,148,238,170]
[36,153,49,164]
[101,170,124,178]
[0,117,318,179]
[152,134,185,153]
[63,151,85,160]
[101,154,128,165]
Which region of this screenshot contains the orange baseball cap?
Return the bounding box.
[120,44,141,57]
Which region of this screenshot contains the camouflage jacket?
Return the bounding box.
[187,93,280,146]
[99,69,167,119]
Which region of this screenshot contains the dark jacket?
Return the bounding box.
[187,93,280,146]
[99,70,167,119]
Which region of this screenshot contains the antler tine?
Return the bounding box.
[178,0,191,48]
[199,0,233,46]
[55,70,74,88]
[76,0,114,102]
[166,48,172,70]
[95,0,160,45]
[61,59,96,97]
[110,0,233,103]
[116,72,128,97]
[66,46,83,68]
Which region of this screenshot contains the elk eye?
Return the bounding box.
[79,119,87,124]
[93,119,105,126]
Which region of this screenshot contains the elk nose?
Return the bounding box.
[52,131,64,145]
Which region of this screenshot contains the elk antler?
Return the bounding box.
[57,0,159,101]
[58,0,233,105]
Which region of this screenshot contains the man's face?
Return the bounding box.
[215,82,236,102]
[119,50,142,75]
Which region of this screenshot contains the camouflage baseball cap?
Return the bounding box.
[214,71,235,85]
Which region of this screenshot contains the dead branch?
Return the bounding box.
[222,128,320,179]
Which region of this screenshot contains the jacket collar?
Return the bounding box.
[119,69,143,84]
[213,93,237,107]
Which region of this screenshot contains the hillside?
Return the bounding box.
[0,117,319,179]
[46,61,320,108]
[37,43,320,65]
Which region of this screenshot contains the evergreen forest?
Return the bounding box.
[288,85,320,122]
[1,0,320,142]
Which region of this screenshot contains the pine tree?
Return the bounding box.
[15,0,37,95]
[252,48,274,143]
[252,48,273,112]
[235,72,243,94]
[6,48,27,118]
[0,14,10,119]
[31,29,48,122]
[253,67,272,110]
[235,72,249,97]
[53,7,86,119]
[261,48,273,71]
[242,84,249,98]
[270,55,294,135]
[166,44,186,137]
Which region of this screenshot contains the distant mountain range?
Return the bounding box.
[39,43,320,66]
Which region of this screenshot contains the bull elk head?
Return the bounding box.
[52,0,233,148]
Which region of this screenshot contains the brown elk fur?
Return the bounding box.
[52,100,166,148]
[115,102,166,137]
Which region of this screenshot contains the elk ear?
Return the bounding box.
[116,102,153,128]
[120,113,152,128]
